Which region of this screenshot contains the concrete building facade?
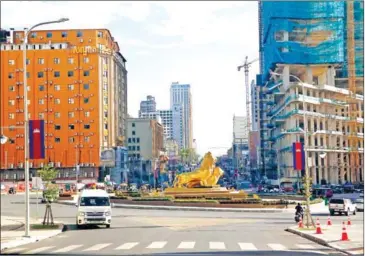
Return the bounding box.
[170,82,192,149]
[171,104,185,149]
[0,28,128,182]
[138,95,156,117]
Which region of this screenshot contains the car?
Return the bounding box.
[329,198,357,216]
[76,189,112,228]
[355,198,364,212]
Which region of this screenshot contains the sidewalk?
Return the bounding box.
[0,216,64,251]
[287,221,364,255]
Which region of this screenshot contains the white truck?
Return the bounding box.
[329,198,357,216]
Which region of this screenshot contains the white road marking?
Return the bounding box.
[4,248,27,253]
[146,241,167,249]
[267,243,287,251]
[177,241,196,249]
[238,243,258,250]
[115,242,139,250]
[83,243,111,251]
[209,242,226,250]
[25,246,55,254]
[53,244,83,253]
[296,244,315,249]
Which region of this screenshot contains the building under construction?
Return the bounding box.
[256,1,364,185]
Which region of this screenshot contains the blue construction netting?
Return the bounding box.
[258,1,364,80]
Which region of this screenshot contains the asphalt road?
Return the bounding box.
[2,194,362,256]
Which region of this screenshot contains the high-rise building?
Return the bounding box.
[138,95,156,117]
[170,82,192,149]
[250,79,260,131]
[139,109,173,141]
[171,104,185,149]
[256,1,363,184]
[0,28,128,182]
[232,116,249,170]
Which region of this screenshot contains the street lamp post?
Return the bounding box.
[269,70,314,228]
[22,18,69,237]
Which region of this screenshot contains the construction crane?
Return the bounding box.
[237,56,259,133]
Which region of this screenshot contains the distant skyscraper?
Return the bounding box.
[140,110,173,142]
[139,95,156,117]
[250,79,259,131]
[170,82,192,149]
[172,104,185,149]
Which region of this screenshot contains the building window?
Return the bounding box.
[8,72,14,79]
[84,111,90,117]
[128,138,131,143]
[39,85,45,91]
[55,98,61,104]
[83,84,89,90]
[68,84,74,90]
[69,137,75,143]
[68,58,74,64]
[137,146,140,151]
[55,137,61,143]
[55,112,61,118]
[136,138,140,143]
[46,32,52,38]
[54,85,61,91]
[68,98,74,104]
[54,71,60,77]
[61,31,67,38]
[84,98,89,103]
[104,123,108,129]
[84,124,90,129]
[132,138,135,143]
[26,59,30,65]
[69,124,75,130]
[37,72,44,78]
[132,146,136,151]
[132,131,135,135]
[83,57,89,63]
[37,58,44,64]
[54,125,61,130]
[8,60,15,65]
[83,71,90,76]
[77,31,83,37]
[38,113,44,119]
[68,112,74,118]
[132,123,135,127]
[26,72,30,78]
[9,86,15,91]
[68,71,74,77]
[38,99,44,104]
[104,111,108,118]
[97,31,103,38]
[31,32,37,38]
[54,58,60,64]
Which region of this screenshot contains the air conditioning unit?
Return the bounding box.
[75,133,78,136]
[49,109,53,112]
[15,69,20,72]
[79,80,83,83]
[49,162,54,167]
[80,144,83,148]
[80,39,83,43]
[16,96,20,99]
[74,80,77,84]
[40,163,44,167]
[90,145,94,148]
[16,134,20,138]
[84,163,89,167]
[45,81,48,84]
[29,162,33,168]
[40,36,43,39]
[16,109,20,113]
[80,108,83,111]
[88,38,92,42]
[49,68,53,71]
[89,66,93,70]
[90,94,94,97]
[90,120,94,123]
[91,163,95,166]
[80,132,84,135]
[56,162,61,167]
[19,163,24,168]
[79,163,84,167]
[16,82,21,85]
[49,81,53,84]
[74,67,78,70]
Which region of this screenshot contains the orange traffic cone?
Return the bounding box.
[341,222,350,241]
[298,217,304,228]
[315,218,323,234]
[347,217,351,226]
[327,216,332,226]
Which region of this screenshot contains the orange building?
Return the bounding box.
[0,28,128,182]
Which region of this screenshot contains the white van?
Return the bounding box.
[76,189,112,228]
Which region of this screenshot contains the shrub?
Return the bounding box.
[173,199,219,204]
[252,194,261,200]
[128,192,141,197]
[132,197,171,201]
[219,198,261,204]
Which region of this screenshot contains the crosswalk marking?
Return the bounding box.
[53,244,83,253]
[209,242,226,250]
[178,241,196,249]
[115,242,139,250]
[267,243,287,251]
[296,244,315,249]
[238,243,258,251]
[25,246,55,254]
[146,241,167,249]
[83,243,111,251]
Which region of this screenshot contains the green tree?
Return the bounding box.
[37,165,59,203]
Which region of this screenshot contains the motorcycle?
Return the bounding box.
[294,210,304,223]
[8,187,16,195]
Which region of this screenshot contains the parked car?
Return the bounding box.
[355,198,364,212]
[329,198,357,216]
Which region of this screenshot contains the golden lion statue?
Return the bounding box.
[173,152,224,188]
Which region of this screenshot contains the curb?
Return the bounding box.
[0,224,64,252]
[286,227,362,256]
[111,203,285,213]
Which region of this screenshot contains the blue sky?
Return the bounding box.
[1,1,260,156]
